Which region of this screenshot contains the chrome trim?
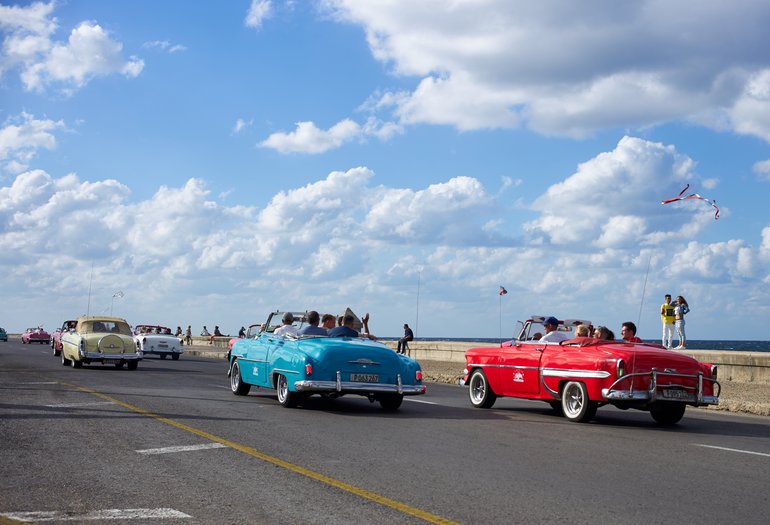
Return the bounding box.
[294,380,426,395]
[273,368,299,375]
[348,358,381,365]
[540,370,560,399]
[542,369,611,379]
[397,374,402,394]
[82,352,141,361]
[466,363,539,371]
[601,369,720,406]
[234,357,269,364]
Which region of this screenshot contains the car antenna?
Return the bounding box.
[86,260,94,316]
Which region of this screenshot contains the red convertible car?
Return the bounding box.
[21,327,51,345]
[463,315,720,425]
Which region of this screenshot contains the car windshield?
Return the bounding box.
[81,320,132,335]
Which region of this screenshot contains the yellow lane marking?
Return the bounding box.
[59,382,458,525]
[0,515,27,524]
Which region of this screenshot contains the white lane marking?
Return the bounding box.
[693,444,770,458]
[12,382,58,385]
[209,384,230,389]
[404,398,438,405]
[45,401,114,408]
[137,443,227,455]
[2,508,191,521]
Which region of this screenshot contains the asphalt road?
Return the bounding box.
[2,340,769,525]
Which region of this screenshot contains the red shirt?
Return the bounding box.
[624,336,643,343]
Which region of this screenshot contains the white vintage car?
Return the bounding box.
[133,325,184,360]
[61,316,141,370]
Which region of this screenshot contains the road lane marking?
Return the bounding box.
[1,508,190,522]
[405,398,438,405]
[45,401,114,408]
[9,382,58,385]
[137,443,227,455]
[59,381,458,525]
[693,444,770,457]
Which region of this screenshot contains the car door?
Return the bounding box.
[495,341,544,396]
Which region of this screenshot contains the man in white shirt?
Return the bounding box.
[273,312,299,337]
[539,316,569,343]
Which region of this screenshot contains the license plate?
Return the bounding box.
[351,373,379,383]
[662,389,692,400]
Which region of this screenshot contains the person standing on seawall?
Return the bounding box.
[673,296,690,349]
[660,294,676,349]
[185,325,192,346]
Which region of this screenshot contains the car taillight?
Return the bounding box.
[711,365,717,380]
[305,364,313,375]
[616,359,626,378]
[416,370,423,381]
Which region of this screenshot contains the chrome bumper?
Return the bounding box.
[82,352,141,361]
[294,371,426,395]
[602,369,720,406]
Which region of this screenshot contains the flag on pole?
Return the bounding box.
[499,286,508,296]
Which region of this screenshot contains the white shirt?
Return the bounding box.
[540,330,570,343]
[274,324,298,337]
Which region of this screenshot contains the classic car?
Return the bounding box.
[229,310,426,410]
[0,326,7,342]
[51,320,76,356]
[462,315,720,425]
[21,327,50,344]
[133,324,184,360]
[60,316,141,369]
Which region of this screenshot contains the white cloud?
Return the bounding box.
[142,40,187,53]
[526,136,720,247]
[322,1,770,141]
[260,118,401,154]
[0,112,65,173]
[753,159,770,181]
[232,118,253,135]
[0,3,143,92]
[245,0,272,29]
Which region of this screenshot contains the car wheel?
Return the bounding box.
[127,360,138,370]
[379,394,404,411]
[468,369,497,408]
[171,353,179,360]
[276,374,300,408]
[52,344,60,357]
[71,356,82,369]
[561,381,593,422]
[650,402,686,426]
[230,360,251,396]
[61,350,71,366]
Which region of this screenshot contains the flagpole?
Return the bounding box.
[499,293,502,345]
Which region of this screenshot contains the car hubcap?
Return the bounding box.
[230,364,239,390]
[471,374,485,403]
[278,376,287,402]
[565,384,583,415]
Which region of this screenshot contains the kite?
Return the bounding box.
[661,184,720,220]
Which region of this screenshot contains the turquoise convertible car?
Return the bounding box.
[229,311,426,410]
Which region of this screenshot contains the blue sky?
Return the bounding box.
[1,0,770,340]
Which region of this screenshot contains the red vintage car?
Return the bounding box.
[21,327,51,345]
[51,320,77,356]
[463,315,720,425]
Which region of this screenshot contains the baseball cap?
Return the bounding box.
[543,316,559,326]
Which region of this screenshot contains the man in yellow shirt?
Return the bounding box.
[660,294,675,349]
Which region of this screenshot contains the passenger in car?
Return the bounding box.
[593,326,615,340]
[297,311,327,336]
[620,321,643,343]
[575,324,591,337]
[539,316,569,342]
[328,313,377,340]
[274,312,299,337]
[321,314,336,331]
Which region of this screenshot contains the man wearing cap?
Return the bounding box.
[539,316,569,343]
[274,312,299,336]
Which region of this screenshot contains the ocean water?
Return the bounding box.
[381,338,770,353]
